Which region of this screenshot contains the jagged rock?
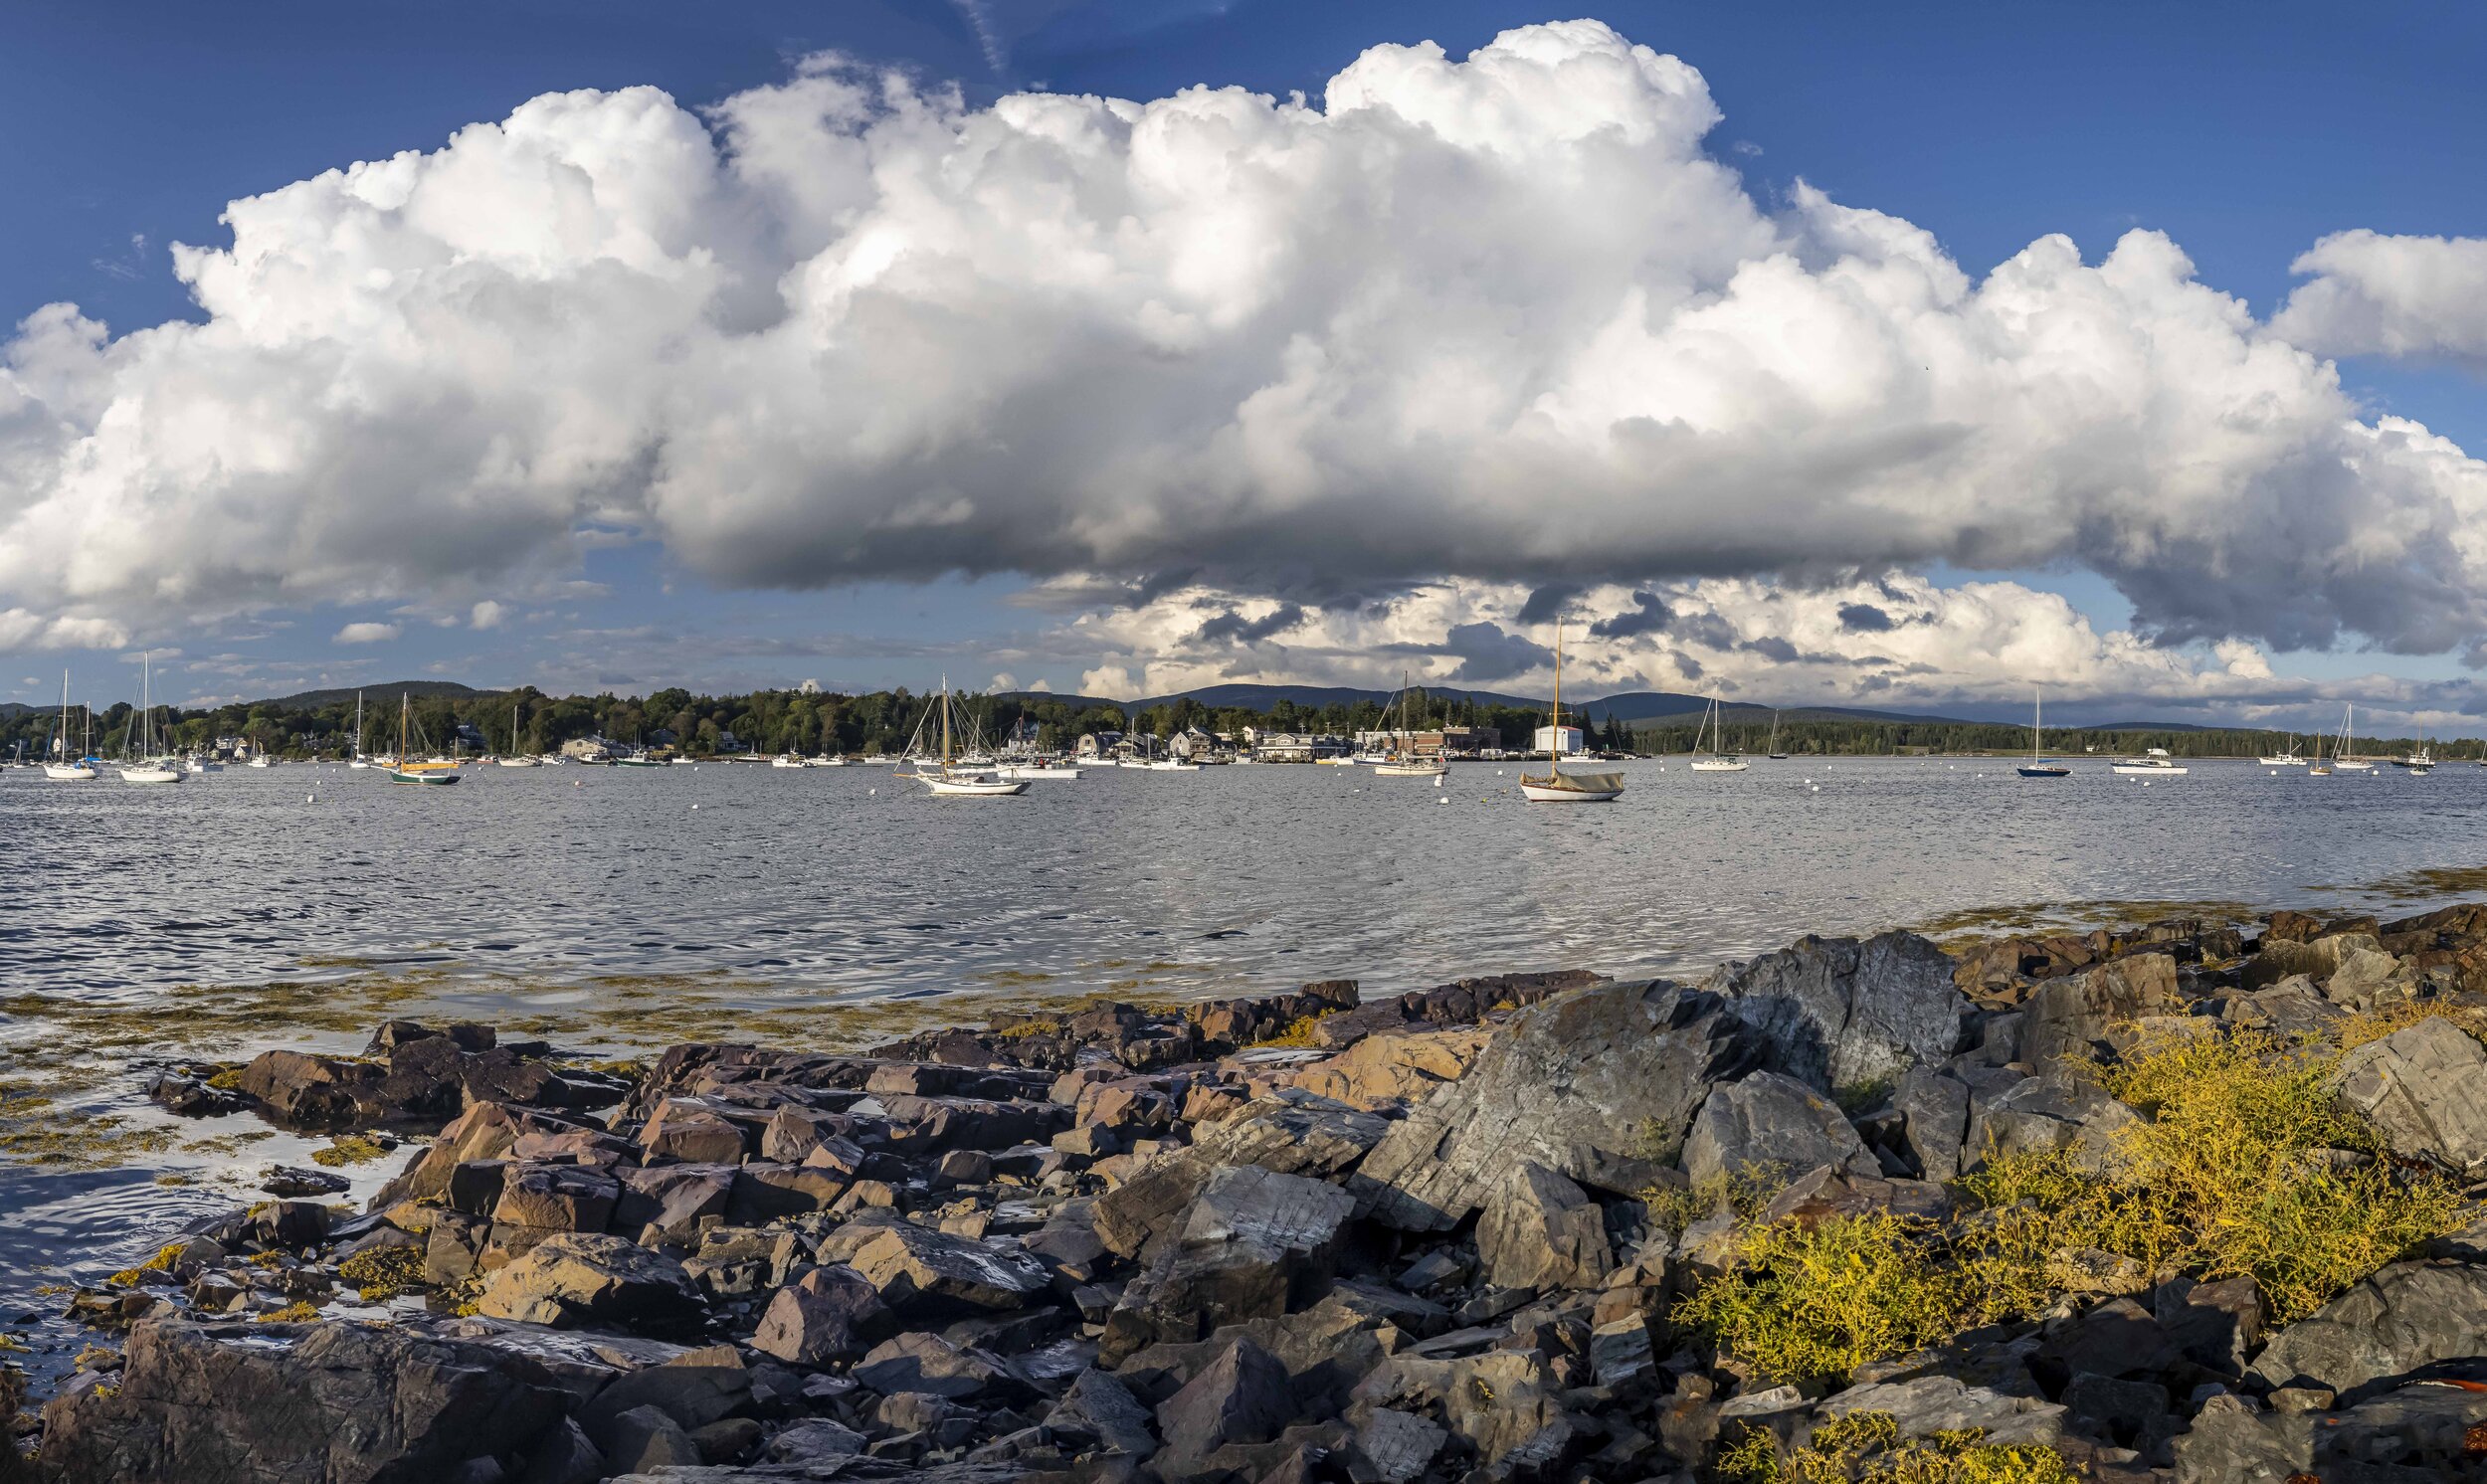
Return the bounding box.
[2332,1016,2487,1170]
[853,1332,1018,1399]
[2322,942,2416,1009]
[2249,1260,2487,1403]
[1962,1070,2139,1173]
[492,1164,620,1232]
[2173,1383,2487,1483]
[1475,1162,1611,1291]
[1101,1167,1356,1362]
[2019,953,2181,1064]
[248,1199,333,1249]
[259,1165,351,1198]
[766,1417,868,1461]
[641,1099,753,1165]
[1045,1368,1158,1456]
[1815,1375,2066,1449]
[371,1102,580,1210]
[2223,977,2349,1040]
[1356,981,1751,1231]
[35,1318,570,1483]
[1754,1166,1950,1225]
[519,1418,606,1484]
[1680,1070,1876,1188]
[1892,1067,1971,1181]
[1155,1338,1292,1463]
[2157,1275,2264,1378]
[1345,1405,1447,1484]
[1093,1092,1391,1257]
[475,1232,707,1336]
[574,1345,753,1459]
[614,1164,738,1238]
[849,1222,1051,1311]
[1283,1027,1493,1111]
[606,1404,702,1472]
[2033,1296,2180,1387]
[750,1266,890,1366]
[1703,931,1972,1093]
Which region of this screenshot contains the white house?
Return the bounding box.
[1532,725,1585,757]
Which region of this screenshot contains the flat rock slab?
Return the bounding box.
[2332,1016,2487,1171]
[1702,931,1971,1093]
[2250,1260,2487,1404]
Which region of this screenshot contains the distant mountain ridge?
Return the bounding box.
[258,681,484,710]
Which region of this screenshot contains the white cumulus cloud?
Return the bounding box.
[470,599,506,630]
[2,20,2485,666]
[333,622,401,644]
[2273,231,2487,367]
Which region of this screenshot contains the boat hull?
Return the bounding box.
[2110,764,2189,776]
[497,758,541,768]
[119,767,182,785]
[1689,760,1748,773]
[2017,765,2071,778]
[1373,762,1448,777]
[917,776,1029,796]
[1520,769,1624,802]
[996,766,1080,780]
[389,769,461,785]
[44,764,96,781]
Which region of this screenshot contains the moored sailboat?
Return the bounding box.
[118,654,182,784]
[43,671,96,780]
[388,695,461,785]
[1688,697,1748,772]
[909,678,1029,796]
[2016,689,2069,778]
[1374,672,1449,777]
[1519,624,1624,803]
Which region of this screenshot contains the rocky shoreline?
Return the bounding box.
[17,905,2487,1482]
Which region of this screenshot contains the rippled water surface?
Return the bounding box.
[4,755,2486,1365]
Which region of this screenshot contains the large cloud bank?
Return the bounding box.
[4,19,2486,660]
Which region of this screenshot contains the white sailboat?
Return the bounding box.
[349,691,373,767]
[1767,709,1789,760]
[118,654,182,784]
[1373,673,1450,777]
[1688,697,1748,772]
[2257,732,2304,767]
[2333,703,2373,771]
[43,671,96,780]
[910,678,1029,796]
[1520,623,1624,803]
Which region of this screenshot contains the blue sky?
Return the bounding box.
[5,1,2486,724]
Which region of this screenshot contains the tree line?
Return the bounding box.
[0,684,2458,762]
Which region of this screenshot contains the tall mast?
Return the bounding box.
[941,676,953,766]
[400,693,409,763]
[1549,623,1563,766]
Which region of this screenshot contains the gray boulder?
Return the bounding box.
[1093,1091,1391,1257]
[35,1318,570,1483]
[1962,1071,2139,1173]
[1815,1375,2066,1449]
[1355,981,1752,1230]
[1154,1338,1292,1464]
[1100,1166,1356,1362]
[749,1265,890,1366]
[1475,1161,1611,1291]
[1703,931,1972,1093]
[1044,1367,1158,1456]
[475,1232,707,1336]
[1893,1067,1971,1181]
[2332,1016,2487,1171]
[848,1222,1051,1311]
[2173,1383,2487,1483]
[1680,1070,1876,1188]
[2019,952,2181,1064]
[2250,1260,2487,1404]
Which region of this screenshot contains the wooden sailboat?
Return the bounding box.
[2016,689,2069,777]
[388,694,462,784]
[43,670,96,780]
[1688,697,1748,772]
[1519,624,1624,803]
[1374,672,1448,777]
[913,678,1029,796]
[118,654,183,784]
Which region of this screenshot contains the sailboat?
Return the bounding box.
[118,654,183,784]
[1519,624,1624,803]
[348,691,379,767]
[1767,709,1789,760]
[43,671,96,780]
[2307,723,2333,776]
[1688,697,1748,772]
[1374,672,1449,777]
[388,695,462,785]
[2257,732,2304,767]
[2333,703,2373,771]
[2016,690,2069,777]
[910,678,1029,796]
[497,697,539,766]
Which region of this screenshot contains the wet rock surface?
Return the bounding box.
[26,916,2487,1482]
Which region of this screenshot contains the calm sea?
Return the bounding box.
[2,755,2483,1370]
